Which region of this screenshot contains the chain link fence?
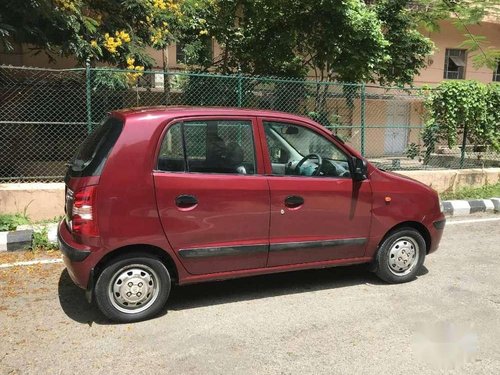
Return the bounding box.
[1,65,499,182]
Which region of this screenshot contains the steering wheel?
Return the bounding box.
[294,153,323,176]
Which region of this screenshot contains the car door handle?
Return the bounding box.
[175,195,198,208]
[284,195,304,208]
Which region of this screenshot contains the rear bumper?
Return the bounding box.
[58,220,98,292]
[58,229,91,262]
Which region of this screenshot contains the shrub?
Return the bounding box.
[0,213,30,231]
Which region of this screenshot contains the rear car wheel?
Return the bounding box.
[95,254,171,322]
[373,228,426,283]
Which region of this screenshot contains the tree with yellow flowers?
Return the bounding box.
[0,0,187,73]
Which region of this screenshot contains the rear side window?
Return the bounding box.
[68,117,123,177]
[157,120,256,174]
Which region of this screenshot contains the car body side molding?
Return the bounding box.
[179,244,269,258]
[178,238,368,258]
[270,238,367,252]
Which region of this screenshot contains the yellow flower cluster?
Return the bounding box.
[167,0,180,12]
[199,29,208,36]
[103,31,131,54]
[151,0,180,12]
[153,0,167,10]
[55,0,77,12]
[90,40,98,48]
[126,58,145,84]
[150,29,168,45]
[116,30,131,43]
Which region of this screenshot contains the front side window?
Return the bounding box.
[158,120,256,174]
[444,49,466,79]
[264,121,351,178]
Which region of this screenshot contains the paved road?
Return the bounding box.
[1,216,500,375]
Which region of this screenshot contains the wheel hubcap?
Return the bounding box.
[388,237,419,276]
[109,265,160,314]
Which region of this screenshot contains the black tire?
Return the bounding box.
[373,227,426,284]
[95,254,171,323]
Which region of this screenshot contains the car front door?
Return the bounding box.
[261,119,372,267]
[154,117,270,275]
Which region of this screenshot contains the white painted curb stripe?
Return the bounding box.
[0,258,63,269]
[448,200,471,216]
[483,199,495,212]
[447,217,500,225]
[0,232,8,251]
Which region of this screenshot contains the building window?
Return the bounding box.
[494,60,500,82]
[444,49,466,79]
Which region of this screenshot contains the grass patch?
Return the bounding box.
[0,214,30,232]
[31,228,59,251]
[440,183,500,200]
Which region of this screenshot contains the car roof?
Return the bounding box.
[111,106,318,125]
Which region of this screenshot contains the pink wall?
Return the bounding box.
[415,19,500,85]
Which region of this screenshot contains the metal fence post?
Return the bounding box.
[237,70,243,108]
[85,61,93,134]
[460,124,468,169]
[360,82,366,157]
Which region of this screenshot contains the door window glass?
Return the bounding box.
[158,120,256,174]
[264,121,350,178]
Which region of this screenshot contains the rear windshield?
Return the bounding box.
[67,116,123,177]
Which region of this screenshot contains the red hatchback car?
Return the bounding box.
[59,107,445,322]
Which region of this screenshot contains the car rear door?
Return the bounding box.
[260,118,372,267]
[153,116,270,275]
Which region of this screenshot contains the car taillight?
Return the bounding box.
[72,185,99,238]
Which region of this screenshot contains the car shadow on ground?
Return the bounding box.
[58,265,428,325]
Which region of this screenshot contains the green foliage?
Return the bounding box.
[440,183,500,201]
[405,143,421,160]
[91,71,130,90]
[32,228,58,251]
[295,0,388,83]
[183,0,433,85]
[425,81,500,153]
[0,0,186,68]
[0,214,30,232]
[374,0,433,86]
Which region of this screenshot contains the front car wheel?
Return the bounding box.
[374,228,426,283]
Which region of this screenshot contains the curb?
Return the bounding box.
[442,198,500,216]
[0,230,34,251]
[0,222,58,252]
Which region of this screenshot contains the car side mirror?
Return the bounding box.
[352,157,368,181]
